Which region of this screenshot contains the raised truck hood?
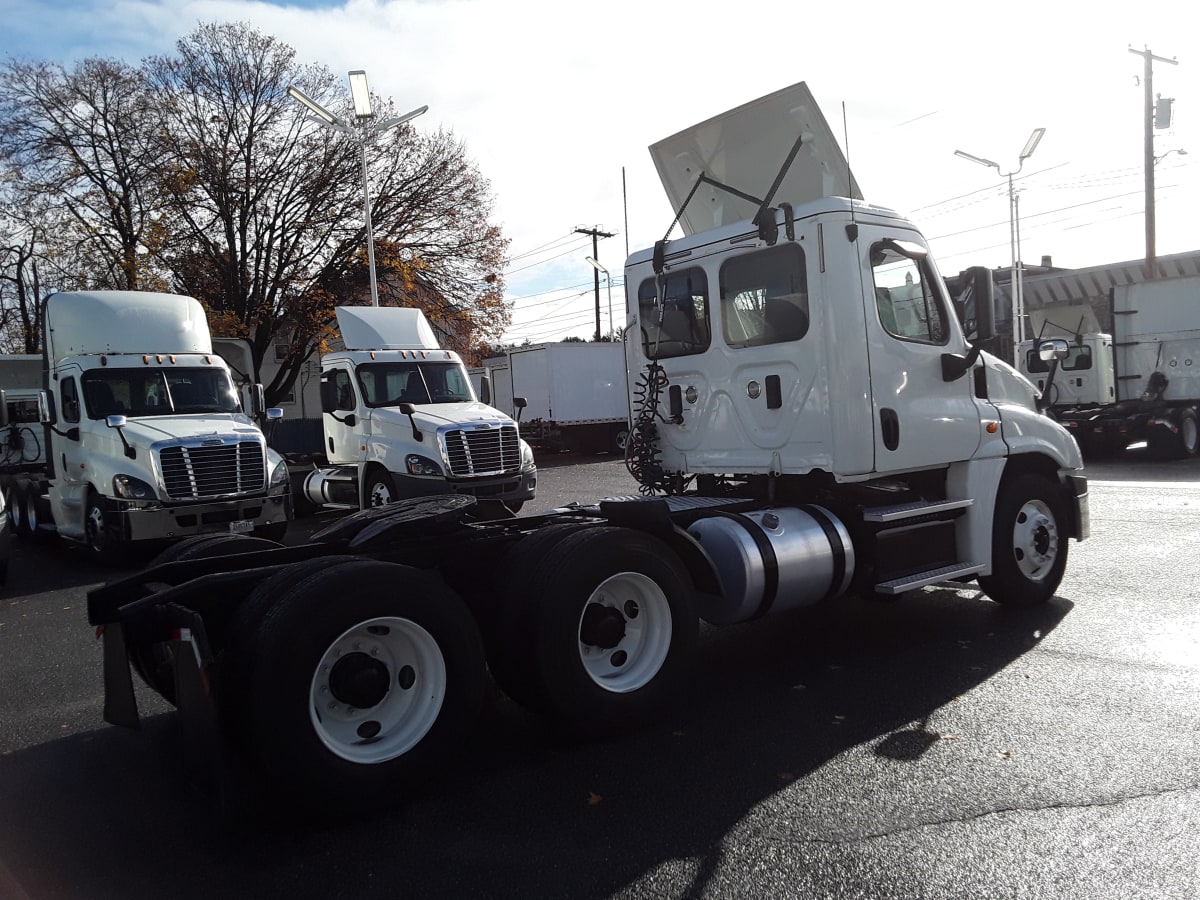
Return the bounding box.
[649,80,862,236]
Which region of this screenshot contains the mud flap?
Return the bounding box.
[102,623,141,729]
[172,626,227,797]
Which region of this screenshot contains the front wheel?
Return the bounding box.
[234,559,487,817]
[84,490,128,565]
[1176,408,1199,458]
[364,469,398,507]
[977,474,1069,607]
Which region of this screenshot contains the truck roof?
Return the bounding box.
[335,306,442,351]
[45,291,213,359]
[649,81,862,237]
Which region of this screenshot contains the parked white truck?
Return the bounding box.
[86,82,1087,818]
[474,341,630,453]
[0,290,292,559]
[1019,276,1200,458]
[298,305,537,512]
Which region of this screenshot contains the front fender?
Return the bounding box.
[996,401,1084,470]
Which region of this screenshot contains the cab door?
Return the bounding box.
[47,370,89,536]
[861,235,982,473]
[321,366,363,465]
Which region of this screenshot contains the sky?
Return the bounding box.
[2,0,1197,344]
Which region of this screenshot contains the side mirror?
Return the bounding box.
[251,383,267,418]
[0,390,8,429]
[38,390,56,426]
[512,396,527,422]
[478,374,492,405]
[960,266,998,343]
[1038,338,1070,362]
[266,407,283,420]
[398,402,421,442]
[105,414,128,429]
[320,380,338,414]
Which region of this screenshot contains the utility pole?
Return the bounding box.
[1129,46,1178,279]
[575,226,614,340]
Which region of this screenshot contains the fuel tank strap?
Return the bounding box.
[700,511,779,619]
[800,504,848,601]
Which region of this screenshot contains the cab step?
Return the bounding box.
[874,561,985,595]
[862,498,973,523]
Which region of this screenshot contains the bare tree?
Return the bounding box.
[146,22,510,405]
[0,57,170,293]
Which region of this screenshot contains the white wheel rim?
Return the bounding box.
[1011,499,1059,581]
[1183,417,1198,454]
[24,492,38,531]
[86,504,104,551]
[576,572,672,693]
[368,480,393,507]
[309,616,447,764]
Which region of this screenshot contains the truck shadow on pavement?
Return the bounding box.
[0,587,1072,900]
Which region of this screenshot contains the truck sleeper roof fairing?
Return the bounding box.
[336,306,442,352]
[45,291,214,359]
[649,81,862,236]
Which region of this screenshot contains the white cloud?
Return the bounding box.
[3,0,1197,342]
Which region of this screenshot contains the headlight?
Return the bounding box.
[520,439,535,470]
[269,456,290,490]
[406,454,443,476]
[113,475,156,500]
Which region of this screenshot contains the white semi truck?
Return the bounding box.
[473,341,630,453]
[1018,276,1200,458]
[0,290,292,559]
[298,306,537,512]
[86,82,1087,818]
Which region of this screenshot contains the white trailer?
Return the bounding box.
[0,291,292,559]
[88,82,1087,819]
[1020,277,1200,458]
[476,342,630,453]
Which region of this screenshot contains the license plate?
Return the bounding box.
[229,519,254,534]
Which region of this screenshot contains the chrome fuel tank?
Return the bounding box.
[686,505,855,625]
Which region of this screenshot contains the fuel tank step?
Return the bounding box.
[862,498,973,523]
[874,561,985,595]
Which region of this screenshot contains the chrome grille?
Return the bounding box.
[158,440,266,500]
[441,425,521,476]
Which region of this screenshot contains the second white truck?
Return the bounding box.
[299,306,537,513]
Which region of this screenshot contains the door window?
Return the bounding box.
[870,244,948,344]
[60,377,81,423]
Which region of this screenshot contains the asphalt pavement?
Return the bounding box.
[0,451,1198,899]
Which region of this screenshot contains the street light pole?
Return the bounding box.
[585,256,613,337]
[954,127,1045,363]
[288,73,427,307]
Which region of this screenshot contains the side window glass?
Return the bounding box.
[333,369,356,411]
[61,377,81,423]
[719,243,809,348]
[638,267,710,358]
[870,243,947,344]
[1062,345,1092,371]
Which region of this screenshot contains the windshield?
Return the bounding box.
[80,368,241,418]
[356,361,474,408]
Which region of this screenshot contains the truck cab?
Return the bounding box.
[302,306,537,511]
[0,291,292,558]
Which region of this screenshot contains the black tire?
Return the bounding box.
[7,480,29,538]
[488,523,605,709]
[130,533,283,704]
[237,559,487,817]
[493,526,697,737]
[612,424,630,454]
[252,520,289,542]
[84,489,129,566]
[977,473,1069,607]
[364,468,398,507]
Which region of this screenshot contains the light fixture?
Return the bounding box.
[348,70,372,120]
